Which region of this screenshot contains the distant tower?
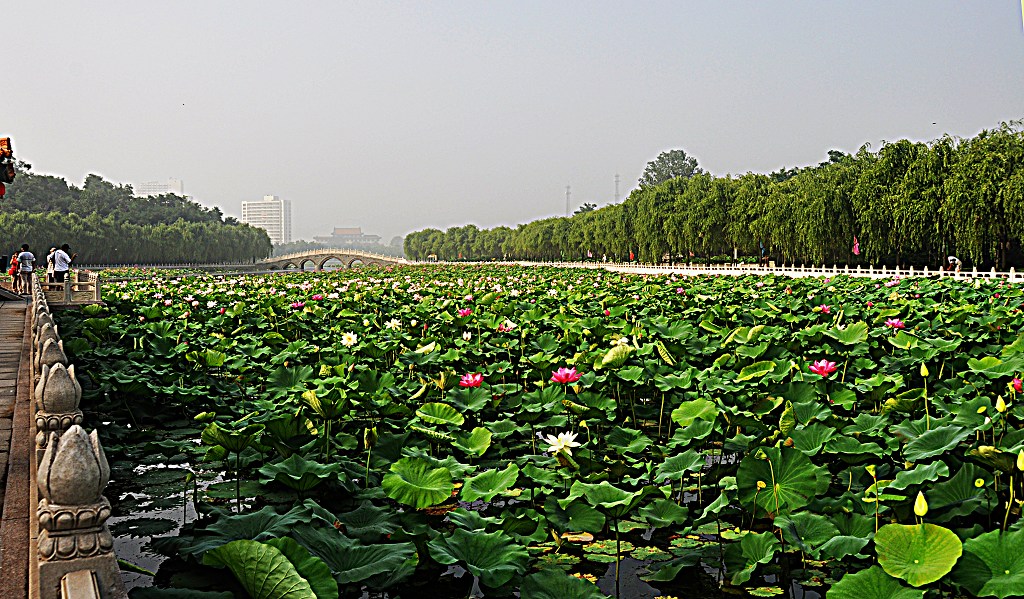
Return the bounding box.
[565,185,571,217]
[241,195,292,245]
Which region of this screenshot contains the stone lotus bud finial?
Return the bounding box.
[35,364,84,449]
[35,363,82,414]
[36,322,60,356]
[38,426,110,505]
[33,311,54,335]
[37,427,114,563]
[36,338,68,371]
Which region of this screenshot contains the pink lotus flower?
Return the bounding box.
[550,367,582,384]
[457,308,472,317]
[290,302,305,310]
[218,307,226,314]
[809,359,838,378]
[1013,378,1022,394]
[459,373,483,388]
[885,318,905,329]
[604,309,611,316]
[311,294,324,301]
[819,304,830,314]
[866,301,874,308]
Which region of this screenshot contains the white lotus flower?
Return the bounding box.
[341,332,358,347]
[543,431,582,456]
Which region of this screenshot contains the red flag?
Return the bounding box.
[852,236,860,256]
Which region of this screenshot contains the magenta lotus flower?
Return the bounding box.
[1013,378,1022,394]
[457,308,472,317]
[819,304,831,314]
[885,318,905,329]
[311,294,324,301]
[290,302,305,310]
[809,359,838,378]
[550,367,582,384]
[604,309,611,316]
[866,301,874,308]
[459,373,483,388]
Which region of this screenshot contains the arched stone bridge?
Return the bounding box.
[260,249,410,271]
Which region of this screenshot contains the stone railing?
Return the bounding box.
[30,275,125,599]
[39,271,101,307]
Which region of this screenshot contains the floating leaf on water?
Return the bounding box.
[874,523,962,587]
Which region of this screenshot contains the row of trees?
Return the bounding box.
[406,120,1024,269]
[2,168,272,264]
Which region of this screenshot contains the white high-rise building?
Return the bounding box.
[135,178,184,197]
[241,195,292,245]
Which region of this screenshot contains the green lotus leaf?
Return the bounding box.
[640,498,689,528]
[888,461,949,491]
[543,495,606,533]
[452,426,492,457]
[737,446,822,517]
[951,527,1024,598]
[416,402,465,426]
[902,425,970,462]
[825,321,869,345]
[599,344,634,369]
[258,454,341,492]
[723,531,779,585]
[202,539,330,599]
[333,501,400,542]
[775,511,839,557]
[607,427,653,454]
[927,462,989,522]
[736,360,776,382]
[519,568,606,599]
[382,457,454,509]
[670,398,718,427]
[264,537,338,599]
[266,365,316,399]
[967,356,1019,379]
[790,423,837,455]
[888,331,921,350]
[201,421,265,454]
[461,463,519,502]
[827,565,924,599]
[875,523,962,587]
[427,528,529,588]
[655,449,705,483]
[558,481,661,518]
[290,524,418,586]
[820,535,872,560]
[180,505,309,557]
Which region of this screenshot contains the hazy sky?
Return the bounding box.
[7,2,1024,244]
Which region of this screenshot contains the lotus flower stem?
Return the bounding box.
[1004,475,1015,532]
[657,392,666,439]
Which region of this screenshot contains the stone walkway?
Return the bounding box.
[0,299,28,597]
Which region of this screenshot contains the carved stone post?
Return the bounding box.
[37,426,126,598]
[35,363,83,460]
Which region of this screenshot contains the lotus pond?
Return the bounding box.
[56,265,1024,598]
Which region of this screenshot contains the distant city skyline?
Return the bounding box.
[7,2,1024,242]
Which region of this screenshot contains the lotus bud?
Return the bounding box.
[38,426,110,505]
[997,396,1007,413]
[914,491,928,517]
[920,363,929,378]
[1018,450,1024,472]
[364,426,377,450]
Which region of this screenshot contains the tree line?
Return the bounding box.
[1,167,272,264]
[405,119,1024,269]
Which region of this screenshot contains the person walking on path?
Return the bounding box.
[7,254,19,293]
[52,244,76,283]
[45,247,56,283]
[17,244,34,294]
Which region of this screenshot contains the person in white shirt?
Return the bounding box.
[53,244,76,283]
[17,244,34,293]
[947,256,962,273]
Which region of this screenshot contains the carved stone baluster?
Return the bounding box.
[37,426,126,598]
